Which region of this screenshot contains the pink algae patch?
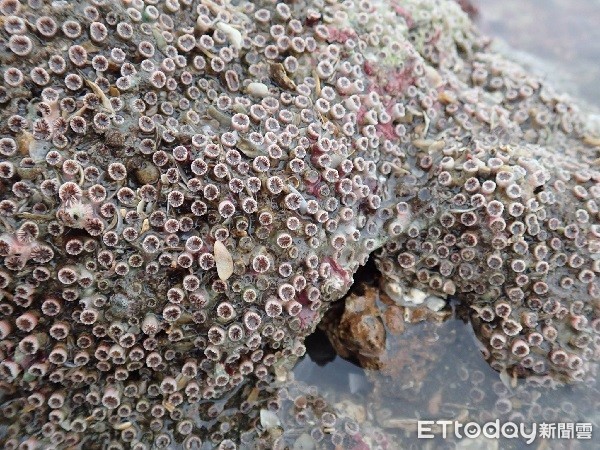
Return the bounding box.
[356,105,368,125]
[376,121,397,140]
[305,180,322,198]
[296,291,319,330]
[383,65,416,95]
[324,256,352,286]
[363,60,377,76]
[391,1,414,28]
[327,26,358,43]
[297,305,318,330]
[363,58,417,96]
[428,28,442,45]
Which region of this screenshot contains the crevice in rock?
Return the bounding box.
[306,251,382,369]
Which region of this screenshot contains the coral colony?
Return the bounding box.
[0,0,598,448]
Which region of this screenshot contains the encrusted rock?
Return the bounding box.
[0,0,598,447]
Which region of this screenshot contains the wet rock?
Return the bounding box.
[322,283,452,384]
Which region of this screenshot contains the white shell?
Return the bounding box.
[425,296,446,312]
[216,22,242,50]
[214,240,233,281]
[260,409,281,430]
[406,288,427,305]
[246,82,269,97]
[112,421,132,430]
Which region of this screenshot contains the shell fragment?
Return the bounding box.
[214,240,234,280]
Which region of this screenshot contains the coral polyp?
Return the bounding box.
[0,0,598,448]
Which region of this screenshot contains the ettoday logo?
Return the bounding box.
[417,420,593,444]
